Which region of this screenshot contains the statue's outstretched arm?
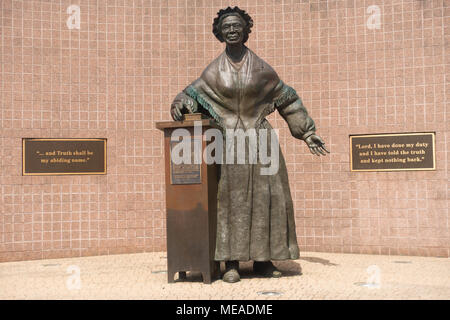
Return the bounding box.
[276,92,329,156]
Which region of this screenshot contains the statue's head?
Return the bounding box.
[213,6,253,45]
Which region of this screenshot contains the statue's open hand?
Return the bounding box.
[170,93,198,121]
[305,134,330,156]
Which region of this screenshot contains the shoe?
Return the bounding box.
[222,260,240,283]
[253,261,282,278]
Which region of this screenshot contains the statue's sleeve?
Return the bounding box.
[273,81,316,140]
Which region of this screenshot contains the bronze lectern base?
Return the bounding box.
[168,262,220,284]
[156,114,220,284]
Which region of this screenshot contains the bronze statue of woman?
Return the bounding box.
[171,7,329,283]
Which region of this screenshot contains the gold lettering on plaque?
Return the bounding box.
[350,132,435,172]
[23,139,106,175]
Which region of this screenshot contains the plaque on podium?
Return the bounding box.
[156,114,220,284]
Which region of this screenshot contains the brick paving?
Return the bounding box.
[0,252,449,300]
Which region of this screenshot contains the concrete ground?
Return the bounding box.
[0,251,449,300]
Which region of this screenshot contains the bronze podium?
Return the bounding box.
[156,114,220,284]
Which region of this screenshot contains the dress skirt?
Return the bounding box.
[214,119,300,262]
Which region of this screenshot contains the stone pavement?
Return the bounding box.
[0,251,449,300]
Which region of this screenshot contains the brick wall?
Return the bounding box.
[0,0,449,262]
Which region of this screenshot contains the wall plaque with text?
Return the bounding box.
[23,138,107,175]
[350,132,435,172]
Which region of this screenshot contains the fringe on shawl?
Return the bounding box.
[256,81,299,128]
[273,82,299,109]
[185,82,299,129]
[184,86,223,127]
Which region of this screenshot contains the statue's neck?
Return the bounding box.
[226,44,247,63]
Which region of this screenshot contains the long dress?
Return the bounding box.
[182,48,316,262]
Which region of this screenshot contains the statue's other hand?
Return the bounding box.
[170,93,198,121]
[305,134,330,156]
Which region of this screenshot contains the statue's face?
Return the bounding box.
[220,15,245,45]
